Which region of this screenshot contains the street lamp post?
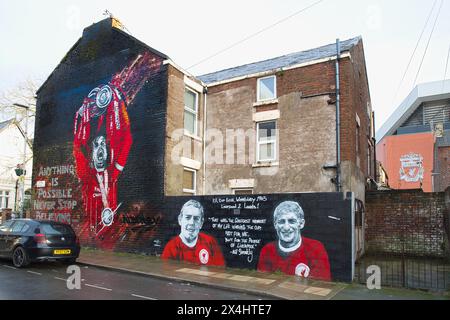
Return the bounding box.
[13,103,30,218]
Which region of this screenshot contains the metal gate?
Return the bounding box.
[355,254,450,291]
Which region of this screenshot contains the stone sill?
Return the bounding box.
[183,131,203,142]
[252,161,279,168]
[182,189,196,195]
[253,99,279,107]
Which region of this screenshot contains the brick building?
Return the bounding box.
[193,36,375,202]
[377,80,450,192]
[31,18,375,280]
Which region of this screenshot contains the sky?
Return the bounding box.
[0,0,449,133]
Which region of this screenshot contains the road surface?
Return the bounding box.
[0,259,272,300]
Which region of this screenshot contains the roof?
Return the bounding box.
[37,18,170,95]
[376,79,450,141]
[197,36,361,84]
[0,119,14,133]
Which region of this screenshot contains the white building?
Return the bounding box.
[0,119,32,212]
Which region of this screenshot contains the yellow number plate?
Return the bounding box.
[54,249,71,255]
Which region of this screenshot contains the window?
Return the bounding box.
[21,223,30,233]
[0,190,10,209]
[233,189,253,195]
[184,88,198,136]
[0,220,15,232]
[182,168,196,194]
[257,75,276,101]
[11,221,26,234]
[257,121,277,162]
[41,223,74,235]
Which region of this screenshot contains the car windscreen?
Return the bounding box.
[41,223,75,235]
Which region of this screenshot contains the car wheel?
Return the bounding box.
[12,246,30,268]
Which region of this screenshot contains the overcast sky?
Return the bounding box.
[1,0,449,132]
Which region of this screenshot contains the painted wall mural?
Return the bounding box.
[399,153,424,183]
[162,194,352,282]
[72,52,157,248]
[33,29,168,251]
[376,133,434,192]
[161,198,332,280]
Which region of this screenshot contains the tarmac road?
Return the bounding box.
[0,260,271,300]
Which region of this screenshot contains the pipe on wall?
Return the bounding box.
[372,111,377,184]
[202,87,208,195]
[335,39,341,192]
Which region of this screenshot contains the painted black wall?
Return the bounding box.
[163,193,353,282]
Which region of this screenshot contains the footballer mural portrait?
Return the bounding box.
[162,200,226,267]
[257,201,331,281]
[73,52,160,248]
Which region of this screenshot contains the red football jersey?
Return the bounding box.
[162,233,226,267]
[257,237,331,281]
[73,84,132,238]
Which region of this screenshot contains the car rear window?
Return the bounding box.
[11,222,30,233]
[41,223,75,235]
[21,224,30,233]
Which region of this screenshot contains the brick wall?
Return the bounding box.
[165,65,205,196]
[205,40,373,199]
[206,75,337,194]
[438,147,450,192]
[340,41,373,179]
[365,190,449,258]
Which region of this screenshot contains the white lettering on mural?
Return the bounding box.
[209,196,268,263]
[34,163,77,223]
[36,189,73,199]
[34,211,72,224]
[38,165,75,177]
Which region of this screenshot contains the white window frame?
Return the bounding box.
[257,75,277,102]
[182,168,197,195]
[256,120,277,162]
[0,190,10,209]
[184,87,199,136]
[232,188,254,195]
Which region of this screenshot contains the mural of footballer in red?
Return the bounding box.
[162,200,226,267]
[257,201,331,281]
[73,52,161,249]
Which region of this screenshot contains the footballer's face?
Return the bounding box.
[178,206,203,244]
[92,135,108,171]
[275,211,304,248]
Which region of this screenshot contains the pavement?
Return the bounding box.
[77,248,450,300]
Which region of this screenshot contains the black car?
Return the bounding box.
[0,219,80,268]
